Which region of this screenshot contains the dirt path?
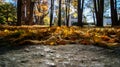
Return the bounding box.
[0,45,120,67]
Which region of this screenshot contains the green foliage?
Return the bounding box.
[0,16,6,24]
[0,3,17,25]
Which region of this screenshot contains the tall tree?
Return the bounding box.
[93,0,104,27]
[66,0,70,26]
[58,0,62,26]
[24,0,34,25]
[34,0,49,25]
[17,0,22,26]
[50,0,54,27]
[65,0,68,26]
[28,0,34,25]
[110,0,119,26]
[118,17,120,25]
[77,0,84,27]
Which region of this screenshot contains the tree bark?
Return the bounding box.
[50,0,54,27]
[92,11,96,25]
[93,0,104,27]
[119,17,120,24]
[17,0,22,26]
[25,0,34,25]
[77,0,84,27]
[110,0,119,26]
[66,0,70,26]
[58,0,62,26]
[28,1,34,25]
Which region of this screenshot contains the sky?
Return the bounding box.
[5,0,11,2]
[5,0,14,3]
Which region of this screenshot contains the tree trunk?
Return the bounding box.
[40,12,49,25]
[77,0,84,27]
[58,0,62,26]
[50,0,54,27]
[100,0,104,26]
[17,0,22,26]
[114,0,118,25]
[93,0,104,27]
[119,17,120,25]
[110,0,119,26]
[28,1,34,25]
[66,0,68,26]
[66,0,70,26]
[92,11,96,25]
[25,0,34,25]
[110,0,116,26]
[25,0,30,25]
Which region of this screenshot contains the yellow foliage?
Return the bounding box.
[41,5,48,11]
[50,42,55,46]
[34,11,43,16]
[4,29,9,33]
[0,26,120,47]
[72,1,78,7]
[28,30,36,33]
[14,30,18,32]
[93,36,102,42]
[73,13,78,18]
[44,16,50,25]
[8,18,13,21]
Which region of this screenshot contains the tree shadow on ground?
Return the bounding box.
[87,45,120,59]
[0,44,120,59]
[0,44,30,55]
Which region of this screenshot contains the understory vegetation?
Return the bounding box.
[0,3,17,25]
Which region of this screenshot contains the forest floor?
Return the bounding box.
[0,25,120,67]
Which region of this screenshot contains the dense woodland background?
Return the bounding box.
[0,0,120,27]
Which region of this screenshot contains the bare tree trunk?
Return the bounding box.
[77,0,84,27]
[114,0,118,25]
[110,0,116,26]
[58,0,62,26]
[25,0,34,25]
[20,0,27,24]
[50,0,54,27]
[37,0,41,25]
[28,1,34,25]
[110,0,119,26]
[118,17,120,25]
[25,0,30,25]
[93,0,104,27]
[100,0,104,26]
[17,0,22,26]
[66,0,68,26]
[66,0,70,26]
[92,11,96,25]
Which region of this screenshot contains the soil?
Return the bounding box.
[0,45,120,67]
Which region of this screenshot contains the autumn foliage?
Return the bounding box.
[0,26,120,48]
